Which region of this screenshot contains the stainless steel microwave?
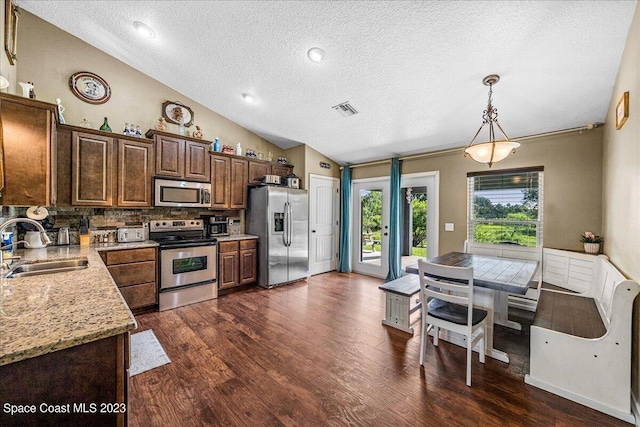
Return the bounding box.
[154,178,211,208]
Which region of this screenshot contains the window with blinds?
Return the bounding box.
[467,167,543,247]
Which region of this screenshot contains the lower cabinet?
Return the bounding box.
[218,239,257,290]
[0,333,129,427]
[101,248,157,312]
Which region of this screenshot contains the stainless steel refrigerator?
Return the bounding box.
[246,186,309,288]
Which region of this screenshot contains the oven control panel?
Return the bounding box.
[150,219,203,232]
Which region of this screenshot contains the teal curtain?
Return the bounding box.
[386,158,402,281]
[337,166,352,272]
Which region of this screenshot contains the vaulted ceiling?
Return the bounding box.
[20,1,636,164]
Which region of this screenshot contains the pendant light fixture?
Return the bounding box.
[464,74,520,167]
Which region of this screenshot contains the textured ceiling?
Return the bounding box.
[20,1,636,164]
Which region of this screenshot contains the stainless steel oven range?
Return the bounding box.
[150,219,217,311]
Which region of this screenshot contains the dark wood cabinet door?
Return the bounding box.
[239,248,257,284]
[230,158,248,209]
[219,251,240,289]
[155,135,184,178]
[71,131,113,206]
[271,164,293,178]
[0,95,54,206]
[184,140,211,181]
[117,139,153,207]
[248,161,271,184]
[210,155,230,209]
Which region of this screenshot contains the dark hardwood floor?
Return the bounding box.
[129,272,627,426]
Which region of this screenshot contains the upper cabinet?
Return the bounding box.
[0,94,57,206]
[211,155,248,209]
[248,160,294,185]
[71,131,114,206]
[147,130,210,182]
[56,125,154,207]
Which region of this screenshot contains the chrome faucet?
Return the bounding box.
[0,218,52,268]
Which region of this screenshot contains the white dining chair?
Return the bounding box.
[418,259,487,386]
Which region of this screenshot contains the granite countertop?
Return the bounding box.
[217,234,258,241]
[0,241,157,366]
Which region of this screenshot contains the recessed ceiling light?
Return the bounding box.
[307,47,325,63]
[242,93,256,103]
[133,21,155,39]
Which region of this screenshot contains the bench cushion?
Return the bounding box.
[534,290,606,339]
[427,298,488,326]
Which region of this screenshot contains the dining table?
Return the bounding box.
[406,251,539,363]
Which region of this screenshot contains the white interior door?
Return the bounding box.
[352,178,390,278]
[309,175,340,275]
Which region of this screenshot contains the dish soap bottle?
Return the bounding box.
[236,142,242,156]
[100,117,112,132]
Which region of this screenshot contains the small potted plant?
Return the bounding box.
[580,231,602,254]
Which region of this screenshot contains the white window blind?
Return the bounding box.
[467,167,543,247]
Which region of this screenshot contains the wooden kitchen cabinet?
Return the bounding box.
[271,163,294,179]
[101,247,158,313]
[248,160,271,184]
[71,131,114,206]
[117,139,154,207]
[0,93,57,206]
[149,130,210,181]
[211,155,248,209]
[218,239,257,290]
[154,134,184,177]
[248,160,294,184]
[239,239,258,284]
[66,128,154,207]
[0,333,129,427]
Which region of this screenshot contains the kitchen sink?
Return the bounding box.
[3,257,89,278]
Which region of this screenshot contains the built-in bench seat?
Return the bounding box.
[525,253,639,423]
[533,290,606,339]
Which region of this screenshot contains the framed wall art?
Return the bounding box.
[69,71,111,104]
[615,91,629,130]
[4,0,18,65]
[162,101,194,127]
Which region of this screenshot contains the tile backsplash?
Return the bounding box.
[0,206,241,245]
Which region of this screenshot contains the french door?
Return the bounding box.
[352,178,390,278]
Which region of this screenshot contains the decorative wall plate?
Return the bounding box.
[162,101,194,127]
[69,71,111,104]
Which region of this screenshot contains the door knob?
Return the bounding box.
[312,230,316,233]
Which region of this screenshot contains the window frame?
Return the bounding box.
[467,167,544,248]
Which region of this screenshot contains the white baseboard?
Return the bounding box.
[632,392,640,427]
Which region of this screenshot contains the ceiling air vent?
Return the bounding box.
[332,102,359,117]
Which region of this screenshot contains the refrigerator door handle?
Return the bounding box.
[284,202,291,247]
[287,202,293,247]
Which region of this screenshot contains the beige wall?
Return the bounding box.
[15,11,285,158]
[352,128,604,256]
[284,144,341,190]
[602,3,640,400]
[285,145,306,187]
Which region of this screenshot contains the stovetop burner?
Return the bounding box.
[149,219,217,248]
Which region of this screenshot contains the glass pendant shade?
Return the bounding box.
[464,140,520,165]
[0,76,9,89]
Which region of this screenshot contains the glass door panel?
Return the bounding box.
[352,179,389,278]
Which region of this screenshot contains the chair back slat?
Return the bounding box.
[418,259,474,311]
